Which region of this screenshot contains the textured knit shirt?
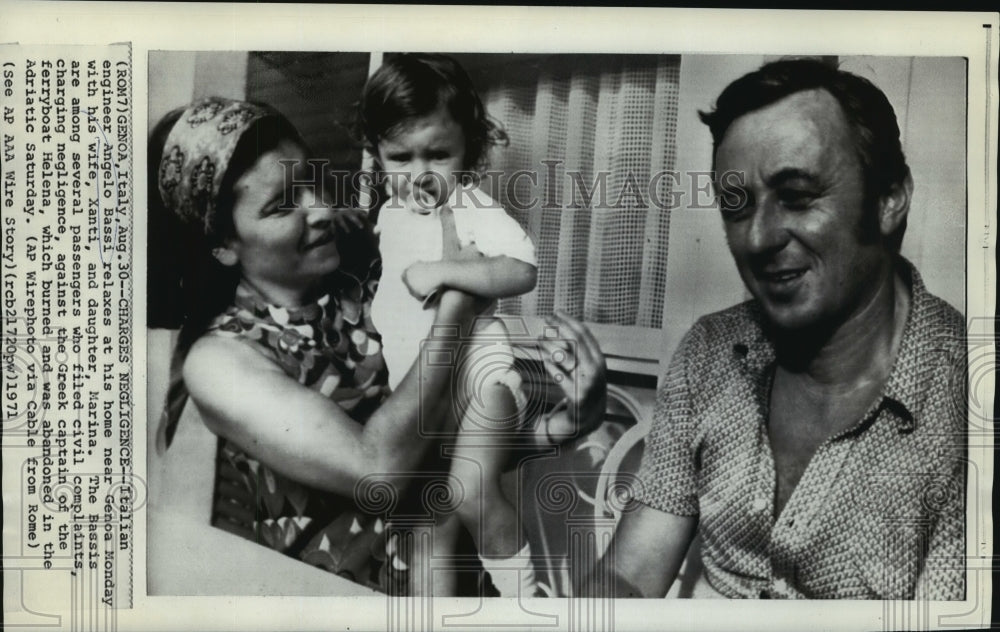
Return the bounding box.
[636,262,966,600]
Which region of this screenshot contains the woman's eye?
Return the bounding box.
[264,203,294,217]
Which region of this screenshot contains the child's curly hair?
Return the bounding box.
[357,53,508,175]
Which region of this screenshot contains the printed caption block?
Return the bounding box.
[2,43,138,630]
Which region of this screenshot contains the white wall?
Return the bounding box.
[659,55,762,366]
[840,56,966,314]
[147,51,248,134]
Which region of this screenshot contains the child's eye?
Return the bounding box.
[428,150,451,161]
[385,153,410,163]
[263,197,297,217]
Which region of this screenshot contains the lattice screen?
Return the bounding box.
[246,52,681,329]
[458,54,680,328]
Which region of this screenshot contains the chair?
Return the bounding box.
[521,383,703,598]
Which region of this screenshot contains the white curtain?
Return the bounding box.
[247,52,684,329]
[477,55,681,329]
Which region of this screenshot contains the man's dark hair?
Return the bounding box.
[700,58,911,250]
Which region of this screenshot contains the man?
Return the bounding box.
[590,59,966,600]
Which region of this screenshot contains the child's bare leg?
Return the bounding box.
[451,382,522,558]
[407,512,460,596]
[449,319,537,596]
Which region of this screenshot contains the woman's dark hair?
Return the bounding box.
[146,103,303,335]
[699,58,910,250]
[357,53,508,175]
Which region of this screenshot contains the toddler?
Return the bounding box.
[361,53,540,597]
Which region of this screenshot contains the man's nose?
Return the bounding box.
[745,201,788,254]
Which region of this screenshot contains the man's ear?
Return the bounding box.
[878,172,913,238]
[212,244,238,267]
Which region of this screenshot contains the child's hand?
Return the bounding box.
[402,261,442,303]
[333,208,369,233]
[452,241,484,261]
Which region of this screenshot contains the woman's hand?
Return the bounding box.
[537,310,608,444]
[332,207,370,233]
[436,286,478,314]
[403,206,484,308]
[451,240,484,261]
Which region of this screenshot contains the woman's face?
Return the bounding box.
[221,138,340,305]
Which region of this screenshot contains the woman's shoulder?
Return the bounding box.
[181,330,329,439]
[183,332,283,400]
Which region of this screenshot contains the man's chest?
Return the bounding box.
[690,362,948,599]
[766,373,884,517]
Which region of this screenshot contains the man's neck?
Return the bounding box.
[773,260,911,393]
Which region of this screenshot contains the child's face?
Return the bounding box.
[378,105,466,210]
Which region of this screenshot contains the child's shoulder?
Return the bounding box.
[450,182,504,213]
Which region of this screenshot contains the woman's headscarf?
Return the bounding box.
[152,97,382,453]
[153,97,279,452]
[157,97,277,236]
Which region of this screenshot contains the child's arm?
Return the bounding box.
[403,256,537,301]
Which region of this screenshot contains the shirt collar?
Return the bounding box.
[731,258,937,435]
[880,259,945,432]
[733,301,776,374]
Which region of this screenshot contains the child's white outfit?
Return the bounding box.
[372,183,540,596]
[372,183,536,392]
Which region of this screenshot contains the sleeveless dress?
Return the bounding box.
[205,270,410,594]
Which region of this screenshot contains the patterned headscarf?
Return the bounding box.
[157,97,276,236]
[154,97,281,452]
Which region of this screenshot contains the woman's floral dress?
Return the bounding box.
[206,271,410,593]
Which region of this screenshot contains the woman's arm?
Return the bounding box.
[183,288,477,498]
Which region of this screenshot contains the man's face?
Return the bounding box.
[714,89,889,332]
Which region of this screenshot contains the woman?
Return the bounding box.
[149,97,606,595]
